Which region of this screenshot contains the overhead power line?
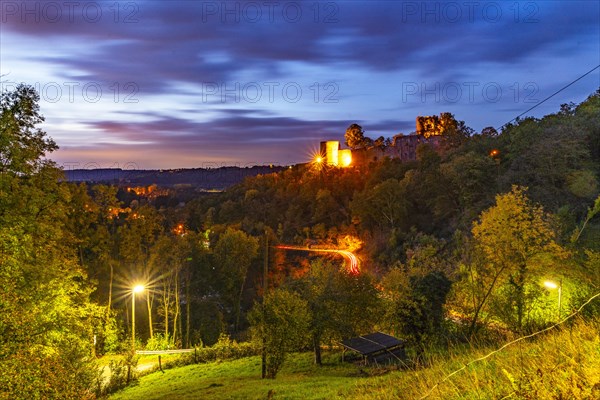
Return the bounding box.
[497,64,600,131]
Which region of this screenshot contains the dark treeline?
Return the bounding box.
[1,85,599,394]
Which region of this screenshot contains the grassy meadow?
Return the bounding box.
[109,318,600,400]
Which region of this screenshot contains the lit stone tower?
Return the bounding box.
[318,141,352,167]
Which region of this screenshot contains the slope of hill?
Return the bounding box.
[109,317,599,400]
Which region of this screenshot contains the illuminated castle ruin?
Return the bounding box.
[315,115,448,167]
[416,113,458,138]
[319,141,352,167]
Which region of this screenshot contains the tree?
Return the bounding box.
[500,107,596,211]
[118,205,163,341]
[330,267,382,339]
[387,271,451,356]
[65,183,123,355]
[345,123,371,149]
[350,178,409,231]
[213,228,259,331]
[249,288,310,378]
[289,260,342,365]
[416,113,472,149]
[0,84,100,397]
[440,151,497,227]
[88,184,122,314]
[481,126,498,137]
[0,83,57,174]
[381,236,452,354]
[148,235,187,345]
[470,186,567,333]
[374,135,386,149]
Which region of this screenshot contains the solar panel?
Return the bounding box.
[341,332,404,356]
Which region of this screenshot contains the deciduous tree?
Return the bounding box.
[214,228,259,331]
[470,186,567,333]
[249,288,310,378]
[344,123,371,149]
[0,84,100,397]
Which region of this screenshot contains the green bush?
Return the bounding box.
[100,351,139,396]
[145,333,173,351]
[0,350,96,400]
[194,334,259,363]
[133,335,259,378]
[102,317,124,354]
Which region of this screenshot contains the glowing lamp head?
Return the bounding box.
[544,281,558,289]
[133,284,145,294]
[315,156,323,163]
[490,149,500,157]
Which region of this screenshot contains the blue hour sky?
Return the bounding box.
[1,1,599,169]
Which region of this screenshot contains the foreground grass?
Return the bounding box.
[349,317,600,399]
[109,352,361,399]
[110,318,600,399]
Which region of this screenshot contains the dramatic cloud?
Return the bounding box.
[1,0,598,168]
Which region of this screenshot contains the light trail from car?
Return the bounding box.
[275,245,360,274]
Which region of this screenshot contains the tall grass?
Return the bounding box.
[108,318,599,399]
[345,317,600,399]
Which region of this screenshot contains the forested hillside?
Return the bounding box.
[1,85,598,398]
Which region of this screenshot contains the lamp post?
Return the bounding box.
[544,280,562,319]
[489,149,500,191]
[132,284,144,351]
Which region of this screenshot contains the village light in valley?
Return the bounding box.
[174,223,185,236]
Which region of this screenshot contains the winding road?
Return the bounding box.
[275,245,360,274]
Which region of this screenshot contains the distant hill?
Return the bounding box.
[63,166,287,190]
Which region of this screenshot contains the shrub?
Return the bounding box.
[145,333,173,351]
[100,350,139,396]
[0,350,96,400]
[248,289,311,378]
[194,334,259,363]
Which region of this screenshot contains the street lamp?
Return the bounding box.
[544,280,562,319]
[132,284,145,350]
[489,149,500,191]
